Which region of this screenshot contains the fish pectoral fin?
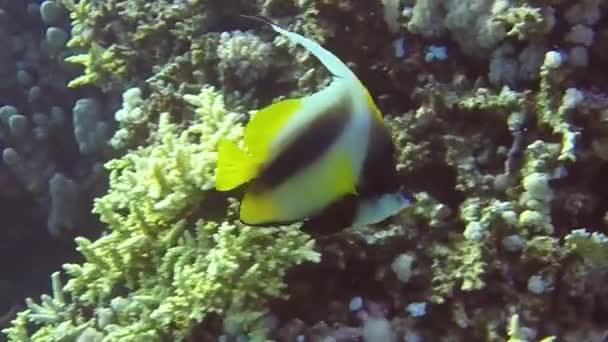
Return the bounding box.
[244,98,302,160]
[215,138,259,191]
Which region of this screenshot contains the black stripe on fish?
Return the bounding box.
[255,101,352,190]
[356,119,401,197]
[301,193,359,234]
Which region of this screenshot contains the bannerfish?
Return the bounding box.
[215,16,414,227]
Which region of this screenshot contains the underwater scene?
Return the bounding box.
[0,0,607,341]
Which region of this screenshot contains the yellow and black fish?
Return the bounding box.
[215,17,413,227]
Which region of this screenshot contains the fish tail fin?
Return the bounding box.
[216,138,259,191]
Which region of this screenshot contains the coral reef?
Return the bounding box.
[2,0,608,341]
[3,87,319,341]
[0,0,111,329]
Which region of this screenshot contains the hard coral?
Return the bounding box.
[431,238,487,303]
[407,0,550,56]
[3,87,320,341]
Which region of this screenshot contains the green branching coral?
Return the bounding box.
[458,86,528,117]
[519,139,561,179]
[506,314,555,342]
[495,5,547,40]
[523,236,561,265]
[536,51,582,162]
[60,0,100,48]
[3,87,320,341]
[443,134,491,193]
[460,197,516,241]
[110,87,150,150]
[511,140,561,238]
[428,198,515,304]
[65,43,132,89]
[60,0,130,90]
[563,228,608,271]
[430,238,487,303]
[385,112,433,174]
[60,0,210,91]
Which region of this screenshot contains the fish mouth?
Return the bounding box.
[397,187,416,207]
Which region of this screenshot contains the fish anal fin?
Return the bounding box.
[245,98,302,159]
[215,138,258,191]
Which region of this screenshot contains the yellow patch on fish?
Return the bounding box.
[215,98,302,191]
[245,98,302,160]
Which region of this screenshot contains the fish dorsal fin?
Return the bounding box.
[244,98,302,160]
[265,17,384,122]
[243,15,356,80]
[271,24,355,80]
[243,15,384,124]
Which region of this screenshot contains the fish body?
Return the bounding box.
[215,18,413,226]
